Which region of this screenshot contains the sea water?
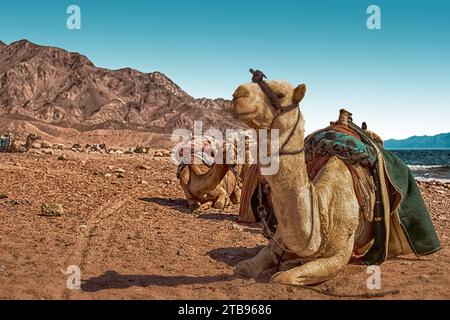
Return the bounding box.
[390,150,450,183]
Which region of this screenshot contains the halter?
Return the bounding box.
[249,69,304,156]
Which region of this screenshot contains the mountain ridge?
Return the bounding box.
[0,39,237,138]
[385,132,450,149]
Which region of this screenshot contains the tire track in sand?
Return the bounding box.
[61,187,143,300]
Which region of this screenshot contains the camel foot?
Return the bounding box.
[235,259,260,278]
[190,201,212,213]
[212,197,227,210]
[234,246,276,279]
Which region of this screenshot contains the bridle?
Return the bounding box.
[250,69,311,257]
[249,68,304,156]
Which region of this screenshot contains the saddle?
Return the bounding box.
[239,110,441,264]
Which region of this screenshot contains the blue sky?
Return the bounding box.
[0,0,449,139]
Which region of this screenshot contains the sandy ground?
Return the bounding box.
[0,151,448,300]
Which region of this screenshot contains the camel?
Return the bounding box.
[0,133,41,153]
[177,138,248,213]
[231,78,375,285]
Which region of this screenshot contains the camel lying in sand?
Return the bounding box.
[177,138,248,213]
[0,133,41,153]
[231,77,377,285]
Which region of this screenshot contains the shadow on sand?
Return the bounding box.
[207,246,263,267]
[81,271,239,292]
[196,212,238,222]
[139,197,190,213]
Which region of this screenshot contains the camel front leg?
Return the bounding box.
[211,186,228,210]
[271,235,354,286]
[235,245,276,278]
[234,230,285,278]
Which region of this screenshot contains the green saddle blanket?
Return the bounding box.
[305,129,378,168]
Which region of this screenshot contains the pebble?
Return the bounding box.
[231,224,243,231]
[115,168,125,174]
[40,203,64,217]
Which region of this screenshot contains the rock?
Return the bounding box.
[419,275,431,282]
[40,140,53,149]
[104,173,112,178]
[114,168,125,174]
[53,144,65,150]
[30,150,42,155]
[0,265,5,272]
[31,141,41,149]
[231,224,243,231]
[134,146,148,154]
[117,173,125,179]
[154,151,164,157]
[436,190,445,195]
[139,179,148,185]
[42,149,54,155]
[9,199,32,206]
[72,143,82,149]
[137,164,150,171]
[124,150,134,155]
[57,154,67,161]
[40,203,64,217]
[0,193,7,200]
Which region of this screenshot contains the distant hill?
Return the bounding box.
[0,39,237,135]
[385,133,450,149]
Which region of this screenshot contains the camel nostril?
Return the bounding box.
[233,86,250,99]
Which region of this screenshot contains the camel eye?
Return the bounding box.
[276,93,285,99]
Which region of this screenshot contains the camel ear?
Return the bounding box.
[293,84,306,104]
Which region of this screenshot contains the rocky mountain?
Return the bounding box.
[0,39,237,136]
[385,133,450,149]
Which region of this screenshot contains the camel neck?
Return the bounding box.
[262,110,320,256]
[265,109,309,186]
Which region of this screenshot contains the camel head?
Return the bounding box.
[232,80,307,131]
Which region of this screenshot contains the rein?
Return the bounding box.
[250,69,304,156]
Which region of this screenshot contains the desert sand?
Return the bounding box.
[0,148,448,300]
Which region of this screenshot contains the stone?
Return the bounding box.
[40,140,53,149]
[42,149,54,155]
[137,164,150,171]
[40,203,64,217]
[9,199,32,206]
[58,154,67,161]
[0,193,7,200]
[134,146,148,154]
[115,168,125,174]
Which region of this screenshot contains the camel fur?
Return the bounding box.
[231,80,373,285]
